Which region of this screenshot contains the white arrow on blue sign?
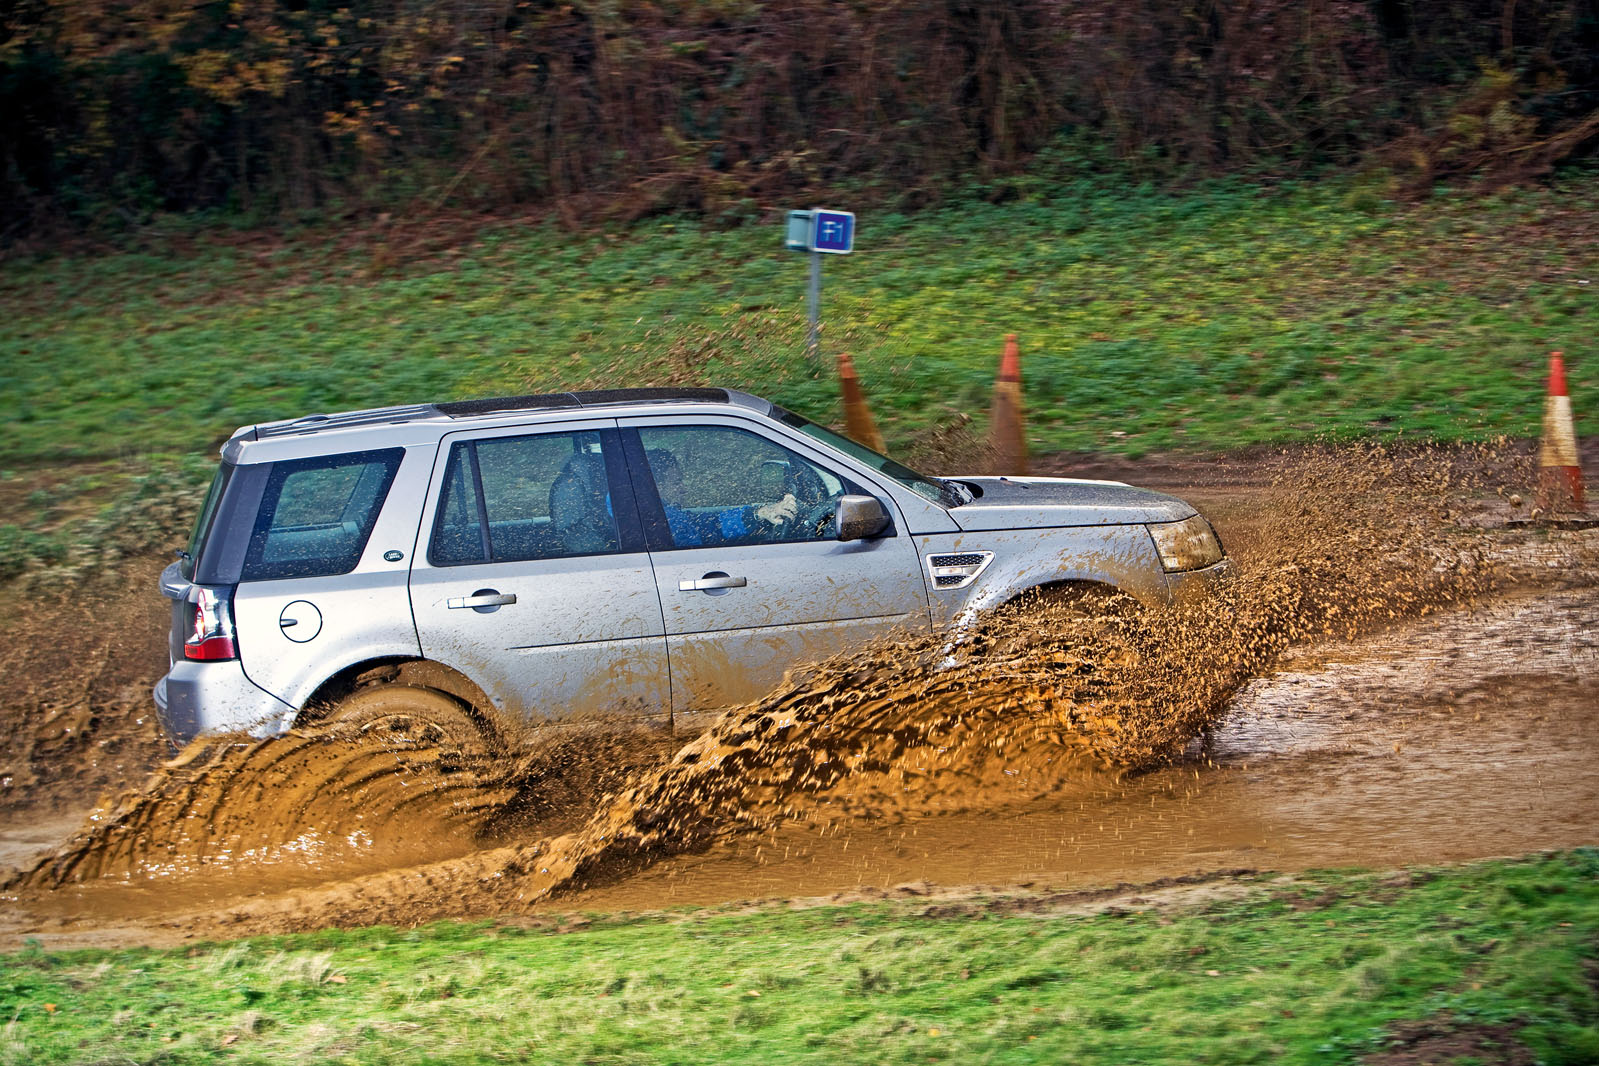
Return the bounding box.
[809,209,855,254]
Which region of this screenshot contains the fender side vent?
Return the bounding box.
[926,551,994,591]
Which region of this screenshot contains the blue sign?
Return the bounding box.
[810,209,855,254]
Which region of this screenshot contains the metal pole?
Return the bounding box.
[806,249,821,366]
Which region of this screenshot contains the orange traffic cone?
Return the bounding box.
[1538,350,1586,514]
[836,351,886,453]
[990,334,1028,475]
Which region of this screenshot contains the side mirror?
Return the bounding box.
[835,495,890,541]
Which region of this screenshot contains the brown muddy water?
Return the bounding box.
[2,447,1596,947]
[575,587,1599,911]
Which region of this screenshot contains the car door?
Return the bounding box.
[619,416,930,715]
[408,422,671,723]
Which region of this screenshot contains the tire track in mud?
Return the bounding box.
[11,443,1590,937]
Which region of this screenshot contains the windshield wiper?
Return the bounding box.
[938,478,974,507]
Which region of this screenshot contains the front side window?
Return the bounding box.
[637,426,858,549]
[241,449,403,581]
[430,430,619,565]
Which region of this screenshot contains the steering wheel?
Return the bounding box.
[784,462,828,506]
[770,462,836,539]
[790,496,838,538]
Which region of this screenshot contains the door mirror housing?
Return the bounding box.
[835,495,890,541]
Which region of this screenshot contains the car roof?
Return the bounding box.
[237,387,774,442]
[219,387,785,462]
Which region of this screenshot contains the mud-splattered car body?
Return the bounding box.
[156,388,1229,743]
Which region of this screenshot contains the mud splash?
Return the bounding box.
[567,586,1599,914]
[17,716,681,888]
[6,442,1563,935]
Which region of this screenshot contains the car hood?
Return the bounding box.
[944,476,1196,530]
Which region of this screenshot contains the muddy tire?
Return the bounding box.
[318,685,492,760]
[1004,583,1144,619]
[973,584,1147,672]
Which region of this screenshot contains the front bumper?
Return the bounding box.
[154,659,295,744]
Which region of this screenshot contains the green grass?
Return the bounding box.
[3,174,1595,471]
[1,174,1594,572]
[3,852,1597,1064]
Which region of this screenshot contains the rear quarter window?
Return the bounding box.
[241,449,403,581]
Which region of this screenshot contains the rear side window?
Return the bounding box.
[241,449,403,581]
[430,430,619,565]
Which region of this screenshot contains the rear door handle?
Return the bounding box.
[678,574,748,592]
[447,590,517,610]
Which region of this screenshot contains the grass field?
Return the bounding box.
[3,174,1594,470]
[3,852,1597,1065]
[4,174,1593,579]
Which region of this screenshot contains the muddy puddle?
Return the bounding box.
[2,444,1596,946]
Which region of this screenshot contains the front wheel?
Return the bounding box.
[970,584,1147,666]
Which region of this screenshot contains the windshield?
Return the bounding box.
[772,407,966,508]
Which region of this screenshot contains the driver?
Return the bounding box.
[646,449,798,546]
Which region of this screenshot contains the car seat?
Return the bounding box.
[548,452,616,555]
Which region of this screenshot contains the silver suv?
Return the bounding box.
[157,388,1229,744]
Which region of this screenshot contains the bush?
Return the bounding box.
[2,0,1595,237]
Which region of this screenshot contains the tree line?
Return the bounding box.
[2,0,1596,238]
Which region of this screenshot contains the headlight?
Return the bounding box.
[1148,514,1224,572]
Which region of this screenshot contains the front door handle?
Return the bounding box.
[447,589,517,611]
[678,573,748,592]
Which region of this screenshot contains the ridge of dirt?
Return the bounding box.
[0,553,171,818]
[0,864,1342,951]
[1037,436,1599,491]
[1362,1016,1534,1065]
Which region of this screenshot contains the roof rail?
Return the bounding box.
[435,387,734,418]
[249,387,768,438]
[254,403,440,438]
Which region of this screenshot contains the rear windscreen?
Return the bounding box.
[239,449,404,581]
[182,464,232,581]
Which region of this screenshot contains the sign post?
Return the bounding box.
[785,208,855,366]
[807,251,822,364]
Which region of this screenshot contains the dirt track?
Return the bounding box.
[1,444,1595,949]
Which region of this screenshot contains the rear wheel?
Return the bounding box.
[317,685,493,758]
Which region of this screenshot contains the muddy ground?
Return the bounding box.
[0,444,1595,950]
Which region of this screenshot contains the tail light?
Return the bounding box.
[184,585,238,661]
